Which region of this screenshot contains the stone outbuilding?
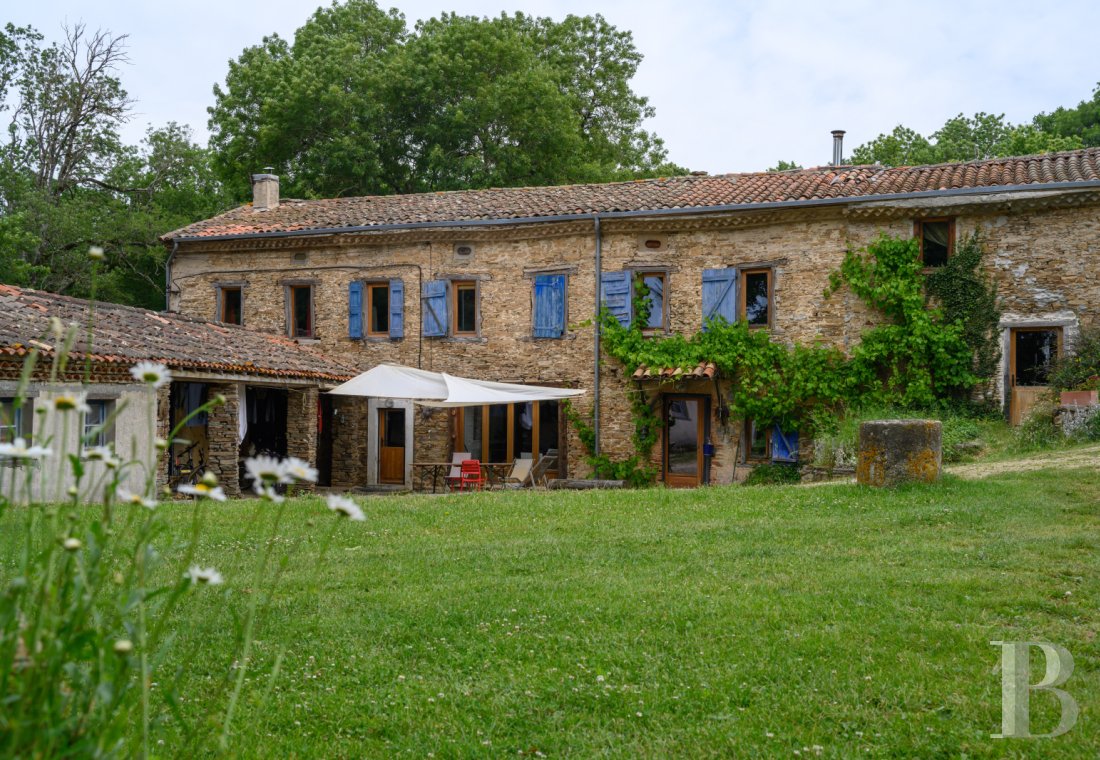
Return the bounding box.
[0,285,355,500]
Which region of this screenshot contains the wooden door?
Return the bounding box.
[664,395,707,487]
[378,408,406,484]
[1009,327,1061,426]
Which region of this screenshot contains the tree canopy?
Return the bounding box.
[208,2,684,200]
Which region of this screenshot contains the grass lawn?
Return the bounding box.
[4,467,1100,757]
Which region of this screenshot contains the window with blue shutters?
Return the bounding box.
[421,280,448,337]
[600,270,632,327]
[532,274,566,338]
[771,424,799,463]
[348,281,363,339]
[388,279,404,339]
[701,268,737,329]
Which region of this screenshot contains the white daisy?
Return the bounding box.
[113,639,133,654]
[84,445,120,468]
[117,487,157,509]
[254,482,285,504]
[325,494,365,521]
[178,482,227,501]
[63,537,82,551]
[53,393,91,414]
[0,437,52,460]
[283,456,318,484]
[186,565,224,585]
[129,361,172,389]
[245,454,288,486]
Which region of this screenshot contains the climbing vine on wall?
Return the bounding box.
[924,231,1002,390]
[586,234,983,464]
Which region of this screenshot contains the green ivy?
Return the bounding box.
[924,231,1002,388]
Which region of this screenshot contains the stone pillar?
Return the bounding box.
[155,383,172,490]
[856,419,942,487]
[329,397,368,489]
[286,386,319,492]
[206,382,241,498]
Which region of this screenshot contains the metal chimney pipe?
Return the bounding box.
[831,130,846,166]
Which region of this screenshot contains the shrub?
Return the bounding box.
[1011,401,1063,452]
[742,463,801,486]
[1049,327,1100,391]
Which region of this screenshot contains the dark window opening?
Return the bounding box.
[744,419,770,461]
[917,218,953,267]
[368,283,389,335]
[454,282,477,335]
[0,398,27,444]
[83,400,112,449]
[1014,330,1059,386]
[740,270,771,327]
[290,285,313,338]
[637,272,666,330]
[220,287,242,325]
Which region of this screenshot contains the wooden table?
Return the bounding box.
[411,461,513,492]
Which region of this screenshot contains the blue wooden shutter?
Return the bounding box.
[533,274,566,338]
[389,279,404,338]
[600,271,632,327]
[702,268,737,329]
[348,281,363,339]
[421,280,448,337]
[772,424,799,463]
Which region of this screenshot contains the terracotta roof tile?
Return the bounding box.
[165,148,1100,240]
[633,361,718,380]
[0,285,354,382]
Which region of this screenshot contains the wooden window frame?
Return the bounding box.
[217,285,244,326]
[451,280,479,337]
[285,283,315,339]
[742,419,771,463]
[914,217,955,268]
[82,399,116,450]
[738,268,774,328]
[455,402,562,475]
[632,269,669,333]
[365,281,390,337]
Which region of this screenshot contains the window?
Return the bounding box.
[739,269,772,327]
[915,218,954,267]
[458,401,561,472]
[219,286,242,325]
[636,272,666,330]
[367,283,389,336]
[1,398,29,444]
[744,419,770,462]
[453,281,478,336]
[83,400,113,448]
[288,285,314,338]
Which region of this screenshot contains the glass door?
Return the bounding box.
[664,395,706,487]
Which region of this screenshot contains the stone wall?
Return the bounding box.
[205,382,241,497]
[170,197,1100,485]
[286,386,318,492]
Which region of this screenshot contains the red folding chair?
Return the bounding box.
[459,459,485,491]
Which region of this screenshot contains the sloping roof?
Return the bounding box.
[632,361,718,381]
[165,148,1100,240]
[0,285,355,383]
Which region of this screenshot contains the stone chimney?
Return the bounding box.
[251,170,279,211]
[831,130,846,166]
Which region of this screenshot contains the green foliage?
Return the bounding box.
[741,462,800,486]
[209,4,685,201]
[767,160,802,172]
[851,110,1083,167]
[1011,400,1063,453]
[1049,326,1100,392]
[1033,83,1100,148]
[562,395,658,487]
[924,231,1001,387]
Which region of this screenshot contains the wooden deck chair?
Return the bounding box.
[502,457,534,489]
[447,452,470,491]
[529,448,559,488]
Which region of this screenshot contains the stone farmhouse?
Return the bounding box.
[160,143,1100,489]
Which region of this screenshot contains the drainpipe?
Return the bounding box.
[165,239,178,312]
[593,215,602,457]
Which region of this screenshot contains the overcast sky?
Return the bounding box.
[12,1,1100,174]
